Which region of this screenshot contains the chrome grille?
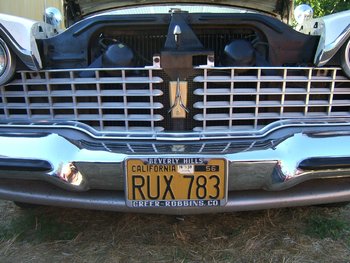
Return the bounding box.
[193,67,350,132]
[0,68,164,132]
[1,66,350,136]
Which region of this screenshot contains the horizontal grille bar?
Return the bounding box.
[194,87,350,95]
[3,90,163,97]
[9,76,164,85]
[3,102,164,110]
[194,100,350,108]
[193,75,349,82]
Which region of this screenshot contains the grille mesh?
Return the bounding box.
[193,67,350,132]
[0,68,164,132]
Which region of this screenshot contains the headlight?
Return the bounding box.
[294,4,314,25]
[44,7,62,28]
[0,39,16,85]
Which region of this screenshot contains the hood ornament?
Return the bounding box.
[173,25,181,47]
[168,78,189,118]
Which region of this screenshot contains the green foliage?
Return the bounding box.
[0,211,79,242]
[304,215,350,239]
[295,0,350,17]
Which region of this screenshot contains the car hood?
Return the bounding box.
[64,0,293,24]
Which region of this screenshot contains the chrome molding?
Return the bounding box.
[1,119,350,140]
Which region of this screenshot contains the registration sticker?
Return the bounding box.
[177,164,194,174]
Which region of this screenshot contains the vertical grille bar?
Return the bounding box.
[203,68,208,130]
[121,69,129,131]
[45,71,54,120]
[149,69,155,131]
[280,68,287,116]
[95,70,104,130]
[229,69,234,129]
[23,74,30,118]
[70,71,78,121]
[304,68,312,116]
[254,68,261,129]
[328,69,337,116]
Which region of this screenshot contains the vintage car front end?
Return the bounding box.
[0,0,350,214]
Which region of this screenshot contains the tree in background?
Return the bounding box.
[295,0,350,17]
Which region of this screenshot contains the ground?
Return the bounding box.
[0,201,350,262]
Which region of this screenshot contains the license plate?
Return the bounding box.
[126,158,227,208]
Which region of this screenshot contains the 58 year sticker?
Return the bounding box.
[177,164,194,174]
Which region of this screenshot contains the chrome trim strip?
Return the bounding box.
[1,119,350,140]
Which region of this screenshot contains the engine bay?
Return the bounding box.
[40,10,319,80]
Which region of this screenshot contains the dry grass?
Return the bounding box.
[0,201,349,263]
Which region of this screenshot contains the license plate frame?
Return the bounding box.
[125,157,227,208]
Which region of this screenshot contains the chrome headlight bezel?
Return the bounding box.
[0,38,16,85]
[341,39,350,78]
[0,43,7,76]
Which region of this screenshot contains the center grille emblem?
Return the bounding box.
[168,78,189,118]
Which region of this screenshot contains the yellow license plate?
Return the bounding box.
[126,158,226,208]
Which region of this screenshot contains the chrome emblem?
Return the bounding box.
[168,78,189,119]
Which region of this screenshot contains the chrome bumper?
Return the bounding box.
[1,123,350,213]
